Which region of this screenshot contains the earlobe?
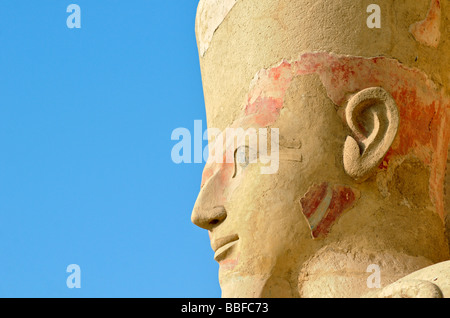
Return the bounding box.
[343,87,399,182]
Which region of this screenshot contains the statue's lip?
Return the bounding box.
[212,234,239,261]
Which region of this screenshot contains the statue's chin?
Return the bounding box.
[220,273,295,298]
[220,274,269,298]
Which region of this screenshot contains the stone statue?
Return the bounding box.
[191,0,450,298]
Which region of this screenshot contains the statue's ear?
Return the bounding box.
[343,87,399,182]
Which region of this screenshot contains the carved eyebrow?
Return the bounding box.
[278,148,303,162]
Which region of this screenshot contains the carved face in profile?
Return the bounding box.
[192,0,450,298]
[192,70,350,297]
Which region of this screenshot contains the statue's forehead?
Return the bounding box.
[196,0,440,56]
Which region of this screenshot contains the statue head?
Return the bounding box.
[192,0,450,297]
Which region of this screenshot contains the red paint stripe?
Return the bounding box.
[300,182,329,219]
[312,186,357,238]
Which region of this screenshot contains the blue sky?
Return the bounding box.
[0,1,220,297]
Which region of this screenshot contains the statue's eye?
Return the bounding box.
[233,146,256,178]
[236,146,250,167]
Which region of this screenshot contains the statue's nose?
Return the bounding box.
[191,173,227,230]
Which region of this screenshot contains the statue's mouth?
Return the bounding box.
[212,234,239,262]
